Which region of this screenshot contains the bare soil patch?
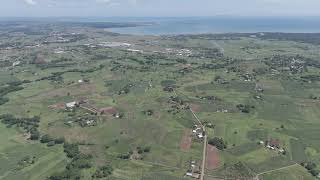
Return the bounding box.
[49,102,65,109]
[99,107,118,115]
[206,144,220,170]
[190,103,201,112]
[180,129,192,151]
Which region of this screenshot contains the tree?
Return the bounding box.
[30,130,40,140]
[54,137,65,144]
[40,134,52,143]
[143,146,151,153]
[310,169,319,176]
[208,137,227,150]
[47,141,56,147]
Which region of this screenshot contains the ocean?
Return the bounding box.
[105,17,320,35]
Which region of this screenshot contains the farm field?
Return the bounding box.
[0,21,320,180]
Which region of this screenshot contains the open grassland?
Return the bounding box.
[0,24,320,179]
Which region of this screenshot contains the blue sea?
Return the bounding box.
[105,17,320,35]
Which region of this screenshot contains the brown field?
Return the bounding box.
[206,144,220,170]
[180,129,192,151]
[49,102,66,109]
[190,103,201,112]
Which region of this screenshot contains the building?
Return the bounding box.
[186,172,200,179]
[12,61,21,67]
[197,133,204,139]
[267,139,280,149]
[66,101,77,108]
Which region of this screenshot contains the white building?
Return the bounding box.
[66,101,77,108]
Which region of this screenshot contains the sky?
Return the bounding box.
[1,0,320,17]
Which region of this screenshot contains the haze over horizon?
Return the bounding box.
[1,0,320,17]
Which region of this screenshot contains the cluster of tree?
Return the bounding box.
[37,62,76,70]
[0,114,40,140]
[196,95,220,101]
[63,143,80,158]
[117,146,151,160]
[177,67,192,75]
[40,134,65,146]
[175,58,188,64]
[301,162,319,177]
[49,154,92,180]
[16,156,37,170]
[169,96,186,106]
[305,59,320,68]
[49,143,94,180]
[0,97,9,105]
[54,57,74,63]
[236,104,255,113]
[300,75,320,82]
[117,153,131,160]
[200,63,229,70]
[37,73,63,83]
[264,55,307,74]
[0,42,22,49]
[92,165,113,179]
[0,60,12,68]
[136,146,151,154]
[253,67,270,76]
[257,32,320,46]
[128,57,146,65]
[7,80,32,86]
[309,94,319,100]
[72,114,99,127]
[208,137,227,150]
[213,75,229,84]
[163,86,175,92]
[36,65,105,83]
[169,33,249,41]
[160,80,176,87]
[195,48,224,58]
[42,34,87,45]
[116,84,132,95]
[91,53,111,61]
[0,84,24,97]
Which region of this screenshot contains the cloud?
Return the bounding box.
[97,0,111,3]
[128,0,137,5]
[96,0,133,7]
[24,0,37,5]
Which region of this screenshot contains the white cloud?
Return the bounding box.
[24,0,37,5]
[128,0,137,5]
[97,0,112,3]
